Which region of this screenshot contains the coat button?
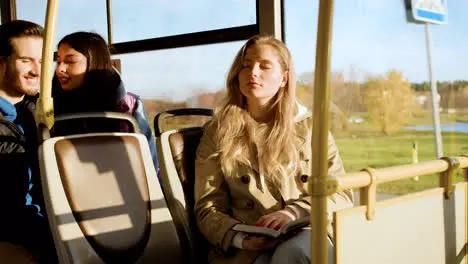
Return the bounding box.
[246,200,254,209]
[301,175,309,183]
[241,175,250,184]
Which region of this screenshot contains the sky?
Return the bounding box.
[14,0,468,101]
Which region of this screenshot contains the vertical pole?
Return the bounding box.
[37,0,59,130]
[106,0,113,44]
[257,0,283,40]
[425,23,443,158]
[0,0,16,24]
[8,0,15,20]
[311,0,334,263]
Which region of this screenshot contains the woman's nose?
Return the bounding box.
[56,63,66,74]
[250,64,260,77]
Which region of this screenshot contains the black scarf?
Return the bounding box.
[51,69,127,136]
[52,69,126,116]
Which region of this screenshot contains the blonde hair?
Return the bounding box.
[213,35,300,185]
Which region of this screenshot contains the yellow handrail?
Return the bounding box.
[36,0,59,129]
[338,156,468,190]
[341,155,466,223]
[310,0,334,263]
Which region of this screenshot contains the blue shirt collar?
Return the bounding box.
[0,96,17,123]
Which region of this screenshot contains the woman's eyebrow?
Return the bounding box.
[242,58,273,64]
[259,59,273,64]
[17,56,35,60]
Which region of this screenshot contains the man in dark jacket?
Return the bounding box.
[0,20,56,263]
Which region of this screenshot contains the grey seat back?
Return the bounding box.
[39,132,183,263]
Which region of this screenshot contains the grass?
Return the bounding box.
[457,116,468,122]
[335,131,468,195]
[334,111,468,195]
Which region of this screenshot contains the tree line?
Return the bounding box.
[296,69,468,135]
[412,80,468,92]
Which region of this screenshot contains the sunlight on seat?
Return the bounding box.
[59,213,133,241]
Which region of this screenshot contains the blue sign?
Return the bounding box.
[412,0,448,24]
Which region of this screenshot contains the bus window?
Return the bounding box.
[111,0,256,43]
[16,0,108,44]
[113,41,245,131]
[284,0,468,195]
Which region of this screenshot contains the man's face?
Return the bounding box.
[1,36,43,97]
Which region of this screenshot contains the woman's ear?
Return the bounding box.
[281,71,289,87]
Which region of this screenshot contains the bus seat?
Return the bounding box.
[49,112,138,138]
[38,113,183,263]
[154,109,213,264]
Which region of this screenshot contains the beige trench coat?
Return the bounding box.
[194,112,354,264]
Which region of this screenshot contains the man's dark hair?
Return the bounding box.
[0,20,44,58]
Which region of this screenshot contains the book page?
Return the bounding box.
[232,224,281,237]
[232,216,310,238]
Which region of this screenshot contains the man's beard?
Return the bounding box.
[2,63,38,97]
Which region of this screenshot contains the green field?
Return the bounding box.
[333,111,468,195]
[336,131,468,195]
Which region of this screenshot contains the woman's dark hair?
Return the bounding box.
[58,31,113,72]
[53,32,123,115]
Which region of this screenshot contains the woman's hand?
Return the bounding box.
[242,235,279,251]
[241,209,297,251]
[254,209,296,230]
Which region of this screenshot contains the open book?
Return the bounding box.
[232,216,310,238]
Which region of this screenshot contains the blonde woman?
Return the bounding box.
[194,35,354,264]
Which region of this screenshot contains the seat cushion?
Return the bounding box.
[54,135,151,263]
[168,128,204,209]
[167,127,210,262]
